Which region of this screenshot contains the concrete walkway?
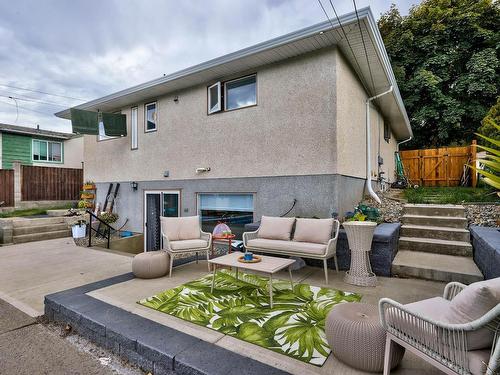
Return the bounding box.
[0,237,133,316]
[0,299,119,375]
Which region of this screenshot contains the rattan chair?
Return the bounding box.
[379,282,500,375]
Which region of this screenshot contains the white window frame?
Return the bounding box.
[207,82,221,114]
[145,101,158,133]
[224,74,257,111]
[131,106,138,150]
[32,139,63,163]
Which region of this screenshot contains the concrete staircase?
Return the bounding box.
[12,217,72,244]
[392,204,483,284]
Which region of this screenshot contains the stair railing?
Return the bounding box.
[86,210,116,249]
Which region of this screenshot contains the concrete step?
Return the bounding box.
[13,222,70,236]
[400,225,470,242]
[12,216,67,228]
[404,204,466,218]
[401,214,468,229]
[399,236,473,256]
[12,229,72,244]
[392,251,483,284]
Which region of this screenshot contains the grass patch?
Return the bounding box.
[404,187,499,204]
[0,203,73,218]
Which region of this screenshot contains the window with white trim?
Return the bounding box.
[207,74,257,114]
[32,139,62,162]
[197,193,254,239]
[131,106,138,149]
[145,102,157,132]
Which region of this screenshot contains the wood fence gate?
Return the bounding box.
[0,169,14,207]
[400,141,477,187]
[21,165,83,201]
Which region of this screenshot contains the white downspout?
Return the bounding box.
[396,136,412,151]
[366,86,393,204]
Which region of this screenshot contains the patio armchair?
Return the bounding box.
[379,279,500,375]
[160,216,212,277]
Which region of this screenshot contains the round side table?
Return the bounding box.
[211,234,236,258]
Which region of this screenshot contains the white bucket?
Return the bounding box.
[72,224,86,238]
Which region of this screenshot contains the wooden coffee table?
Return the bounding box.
[208,252,295,308]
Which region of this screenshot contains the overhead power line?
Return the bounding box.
[352,0,376,94]
[0,99,54,116]
[0,94,67,108]
[0,83,87,101]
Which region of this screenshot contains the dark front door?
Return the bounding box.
[145,193,161,251]
[145,192,180,251]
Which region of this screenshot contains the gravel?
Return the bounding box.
[464,204,500,227]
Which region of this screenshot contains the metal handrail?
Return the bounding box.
[86,210,116,249]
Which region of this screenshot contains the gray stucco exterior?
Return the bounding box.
[97,173,365,234]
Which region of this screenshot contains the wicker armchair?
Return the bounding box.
[379,282,500,375]
[160,216,212,277]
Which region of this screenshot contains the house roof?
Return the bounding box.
[55,7,412,140]
[0,123,74,140]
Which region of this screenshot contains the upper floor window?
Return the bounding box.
[145,102,157,132]
[131,106,138,149]
[32,139,62,162]
[208,74,257,114]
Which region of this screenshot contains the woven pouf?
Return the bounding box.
[132,251,169,279]
[326,303,404,372]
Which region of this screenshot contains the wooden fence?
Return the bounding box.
[400,141,477,187]
[21,165,83,201]
[0,169,14,207]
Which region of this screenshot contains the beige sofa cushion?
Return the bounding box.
[444,278,500,350]
[468,349,490,375]
[293,218,334,244]
[170,239,208,251]
[257,216,295,241]
[247,238,326,255]
[161,216,200,241]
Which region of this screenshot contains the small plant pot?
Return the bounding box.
[81,193,94,199]
[72,224,87,238]
[83,184,96,190]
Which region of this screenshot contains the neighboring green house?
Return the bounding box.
[0,123,83,169]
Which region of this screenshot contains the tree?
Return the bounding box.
[478,96,500,147]
[378,1,500,149]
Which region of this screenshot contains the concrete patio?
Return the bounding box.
[87,261,447,375]
[0,237,133,316]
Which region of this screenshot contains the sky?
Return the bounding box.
[0,0,416,132]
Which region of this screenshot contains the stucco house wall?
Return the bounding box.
[84,48,338,183]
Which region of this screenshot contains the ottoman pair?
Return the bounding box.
[132,250,170,279]
[326,303,404,372]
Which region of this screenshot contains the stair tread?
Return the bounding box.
[13,229,71,239]
[399,236,472,247]
[393,251,482,277]
[402,214,467,221]
[401,224,469,233]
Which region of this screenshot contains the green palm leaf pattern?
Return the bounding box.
[138,269,361,366]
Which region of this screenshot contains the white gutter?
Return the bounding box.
[366,86,393,204]
[396,136,412,151]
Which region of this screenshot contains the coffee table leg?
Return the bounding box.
[269,274,273,309]
[288,266,294,289]
[211,264,217,293]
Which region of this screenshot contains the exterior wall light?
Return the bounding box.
[196,167,211,174]
[130,181,138,190]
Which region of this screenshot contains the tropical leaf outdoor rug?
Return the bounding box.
[138,270,361,366]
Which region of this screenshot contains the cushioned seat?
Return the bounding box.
[132,251,169,279]
[246,238,327,255]
[405,296,450,319]
[468,349,490,375]
[170,239,208,251]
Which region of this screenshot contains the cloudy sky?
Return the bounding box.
[0,0,416,132]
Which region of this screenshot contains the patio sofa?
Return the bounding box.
[243,216,340,283]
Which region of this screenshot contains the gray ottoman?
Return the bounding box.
[132,251,169,279]
[326,303,404,372]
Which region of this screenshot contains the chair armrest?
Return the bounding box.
[243,230,259,248]
[331,219,340,241]
[200,230,212,245]
[161,231,172,251]
[324,220,340,257]
[443,281,467,301]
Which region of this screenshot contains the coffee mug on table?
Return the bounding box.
[244,252,253,261]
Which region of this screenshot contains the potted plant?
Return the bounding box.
[82,180,96,190]
[80,191,95,199]
[70,217,87,238]
[99,211,119,225]
[77,200,93,210]
[342,207,379,287]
